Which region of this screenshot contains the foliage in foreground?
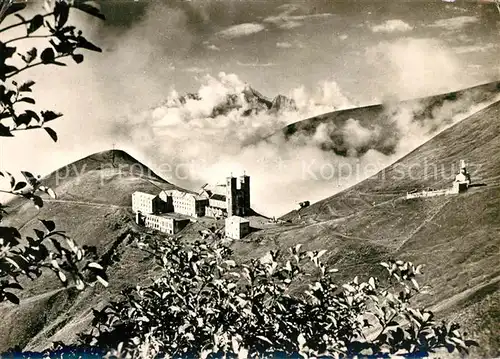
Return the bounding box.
[0,346,104,359]
[0,0,108,303]
[80,230,478,359]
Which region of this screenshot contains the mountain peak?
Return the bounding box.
[41,149,167,192]
[165,84,295,117]
[83,149,140,165]
[271,94,297,112]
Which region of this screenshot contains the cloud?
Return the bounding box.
[207,44,220,51]
[277,21,302,29]
[370,19,413,33]
[453,43,497,54]
[109,72,360,216]
[184,66,210,73]
[338,34,348,41]
[263,5,333,30]
[428,16,479,30]
[285,13,333,21]
[236,61,276,67]
[365,38,468,100]
[290,80,354,115]
[203,41,220,51]
[216,23,265,38]
[276,41,293,48]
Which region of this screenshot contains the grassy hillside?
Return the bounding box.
[262,100,500,357]
[0,150,184,351]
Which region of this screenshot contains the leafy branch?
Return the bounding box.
[4,34,56,45]
[0,218,109,305]
[0,0,109,310]
[0,12,54,33]
[0,0,105,141]
[6,53,68,78]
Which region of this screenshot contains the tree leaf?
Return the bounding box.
[34,228,45,240]
[23,49,37,65]
[0,124,13,137]
[1,45,16,60]
[369,277,376,289]
[76,36,102,52]
[15,111,39,126]
[17,97,35,104]
[411,278,420,291]
[41,111,62,123]
[19,80,36,92]
[72,53,84,64]
[317,249,327,258]
[0,66,16,82]
[96,275,109,287]
[464,340,479,347]
[88,262,104,270]
[5,292,20,305]
[297,333,306,347]
[58,270,67,284]
[40,48,55,64]
[28,14,44,34]
[0,227,21,242]
[32,195,44,209]
[76,278,85,290]
[72,2,106,20]
[6,3,27,17]
[54,0,70,29]
[13,182,27,191]
[256,335,273,345]
[6,282,23,290]
[39,186,57,199]
[0,111,12,120]
[7,172,15,188]
[46,187,57,199]
[21,171,39,187]
[40,219,56,232]
[44,127,57,142]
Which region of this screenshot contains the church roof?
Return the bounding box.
[210,194,226,202]
[226,216,250,224]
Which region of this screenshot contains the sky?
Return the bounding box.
[1,0,500,216]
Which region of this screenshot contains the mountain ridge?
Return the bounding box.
[262,80,500,158]
[163,84,298,118]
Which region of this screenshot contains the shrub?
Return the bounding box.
[82,229,478,358]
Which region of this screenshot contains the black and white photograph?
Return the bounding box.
[0,0,499,357]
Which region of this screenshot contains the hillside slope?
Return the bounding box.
[259,100,499,356]
[0,150,183,351]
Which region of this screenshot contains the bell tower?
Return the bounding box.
[226,176,237,217]
[238,174,250,215]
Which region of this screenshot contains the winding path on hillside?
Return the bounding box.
[20,287,68,306]
[429,274,500,315]
[395,197,453,251]
[44,199,130,209]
